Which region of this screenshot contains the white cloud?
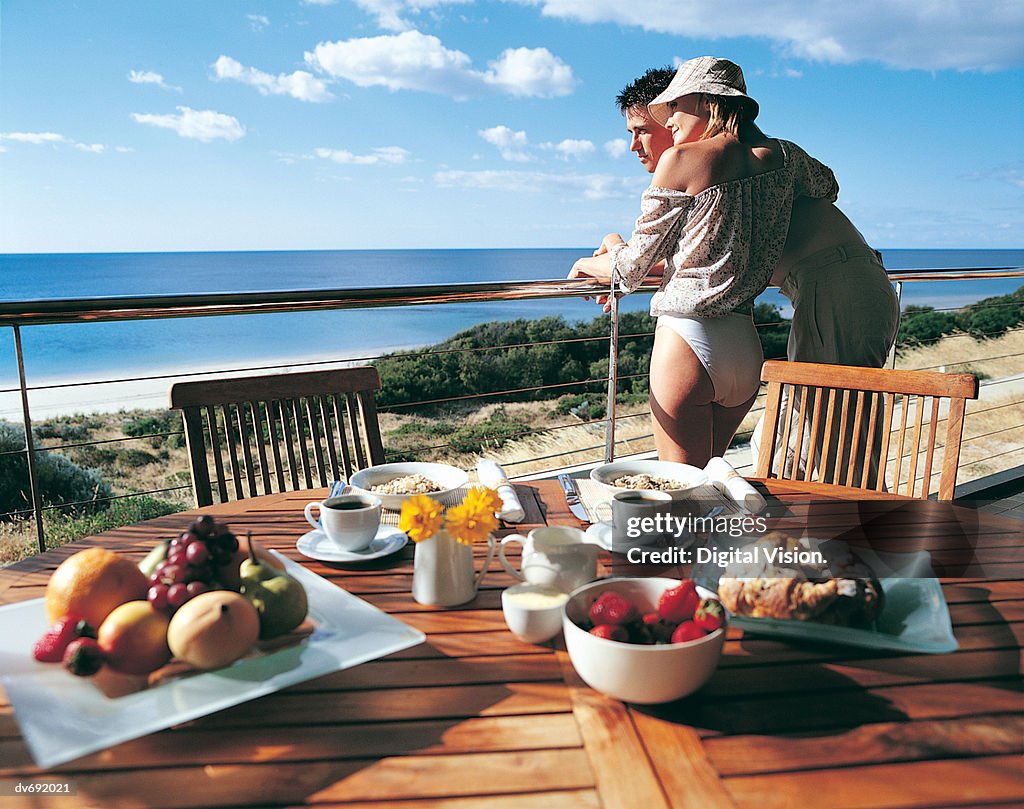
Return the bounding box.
[435,169,643,200]
[479,125,532,161]
[314,145,411,165]
[484,47,576,96]
[305,30,575,99]
[247,14,270,32]
[0,131,121,154]
[604,138,628,159]
[352,0,473,32]
[0,131,67,144]
[131,107,246,142]
[542,138,595,160]
[128,69,181,92]
[213,55,334,102]
[522,0,1024,71]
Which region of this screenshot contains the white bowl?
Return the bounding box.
[502,584,569,644]
[349,462,468,511]
[562,577,725,704]
[590,459,708,499]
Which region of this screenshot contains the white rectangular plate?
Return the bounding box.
[0,553,425,769]
[693,540,958,654]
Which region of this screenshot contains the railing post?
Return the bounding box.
[604,275,619,463]
[13,326,46,554]
[889,280,903,369]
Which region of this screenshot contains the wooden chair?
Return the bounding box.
[756,361,979,500]
[169,367,386,507]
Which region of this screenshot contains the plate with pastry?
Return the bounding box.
[693,532,957,654]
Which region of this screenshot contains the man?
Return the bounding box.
[617,66,676,174]
[589,66,676,310]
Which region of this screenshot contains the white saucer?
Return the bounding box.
[297,525,409,563]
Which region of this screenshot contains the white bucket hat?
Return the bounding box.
[648,56,758,127]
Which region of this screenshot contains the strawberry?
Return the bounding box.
[589,624,628,642]
[693,597,725,632]
[670,621,705,644]
[658,580,700,623]
[588,592,638,626]
[63,637,105,676]
[32,615,97,663]
[641,611,676,643]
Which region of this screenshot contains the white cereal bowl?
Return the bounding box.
[349,462,468,511]
[590,459,708,500]
[562,577,725,704]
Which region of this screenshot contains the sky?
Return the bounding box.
[1,0,1022,253]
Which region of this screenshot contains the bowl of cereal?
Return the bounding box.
[349,462,469,511]
[590,459,708,500]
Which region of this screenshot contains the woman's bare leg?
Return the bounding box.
[711,392,758,458]
[648,327,716,465]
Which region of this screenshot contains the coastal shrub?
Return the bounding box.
[387,420,457,438]
[123,411,185,448]
[0,422,113,519]
[954,296,1019,339]
[68,445,118,469]
[34,416,100,443]
[898,305,958,348]
[115,448,161,469]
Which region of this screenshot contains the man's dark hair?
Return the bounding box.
[616,66,676,115]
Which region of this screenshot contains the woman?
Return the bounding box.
[569,56,840,466]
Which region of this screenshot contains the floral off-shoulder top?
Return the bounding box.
[608,139,839,317]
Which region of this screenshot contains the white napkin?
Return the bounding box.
[476,459,526,523]
[704,457,767,515]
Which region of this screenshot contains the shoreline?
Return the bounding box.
[0,342,428,421]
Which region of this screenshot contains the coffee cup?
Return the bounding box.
[595,489,674,549]
[304,493,381,552]
[499,525,599,593]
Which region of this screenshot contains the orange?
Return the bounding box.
[45,547,148,627]
[98,600,172,675]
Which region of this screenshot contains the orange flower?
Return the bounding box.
[444,500,499,546]
[398,494,444,543]
[463,485,502,516]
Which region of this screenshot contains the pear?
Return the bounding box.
[239,537,308,639]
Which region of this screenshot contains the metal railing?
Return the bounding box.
[2,265,1022,554]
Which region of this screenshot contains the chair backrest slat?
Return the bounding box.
[817,388,838,485]
[876,391,895,493]
[236,403,259,499]
[758,361,977,501]
[802,387,824,483]
[205,405,230,504]
[860,391,881,490]
[265,400,287,494]
[170,367,386,506]
[318,396,342,482]
[248,402,272,496]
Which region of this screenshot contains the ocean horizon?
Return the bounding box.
[1,248,1021,419]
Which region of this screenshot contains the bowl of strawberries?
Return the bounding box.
[562,577,725,704]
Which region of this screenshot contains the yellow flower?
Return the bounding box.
[463,485,502,516]
[444,501,499,546]
[399,493,444,543]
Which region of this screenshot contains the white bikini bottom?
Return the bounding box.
[655,313,763,408]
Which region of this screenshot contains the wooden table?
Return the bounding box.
[1,479,1022,809]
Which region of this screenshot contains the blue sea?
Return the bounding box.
[1,248,1022,395]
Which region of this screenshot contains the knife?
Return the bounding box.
[558,474,591,523]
